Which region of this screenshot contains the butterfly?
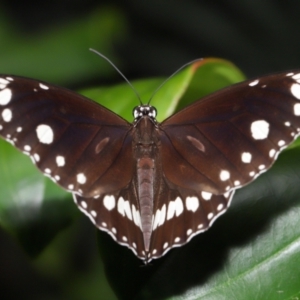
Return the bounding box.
[0,69,300,263]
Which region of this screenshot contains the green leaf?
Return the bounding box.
[0,6,127,84]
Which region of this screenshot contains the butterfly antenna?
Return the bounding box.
[90,48,143,105]
[147,58,203,105]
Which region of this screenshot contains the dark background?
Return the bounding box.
[1,1,300,299]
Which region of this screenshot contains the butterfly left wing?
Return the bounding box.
[0,75,155,260]
[0,75,135,198]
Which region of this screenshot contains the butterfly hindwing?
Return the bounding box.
[74,180,146,259]
[148,177,234,260]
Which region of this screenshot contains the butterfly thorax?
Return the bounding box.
[132,107,161,252]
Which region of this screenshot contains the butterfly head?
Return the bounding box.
[133,105,157,123]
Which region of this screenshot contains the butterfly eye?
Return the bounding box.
[133,106,141,119]
[148,106,157,118]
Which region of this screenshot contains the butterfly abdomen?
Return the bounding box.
[134,115,160,252]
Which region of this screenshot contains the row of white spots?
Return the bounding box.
[73,195,141,258]
[150,195,229,259]
[103,195,142,229]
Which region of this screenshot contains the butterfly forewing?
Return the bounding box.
[161,72,300,196]
[0,76,133,196]
[1,70,300,264]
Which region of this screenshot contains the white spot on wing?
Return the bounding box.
[234,180,240,186]
[292,73,300,82]
[278,140,285,147]
[207,212,214,220]
[251,120,269,140]
[77,173,86,184]
[153,209,161,230]
[0,78,9,85]
[187,229,193,236]
[249,79,259,86]
[174,197,184,216]
[39,83,49,90]
[163,242,168,249]
[294,103,300,116]
[91,210,97,217]
[24,145,31,152]
[104,195,115,211]
[269,149,276,158]
[68,184,74,190]
[291,83,300,99]
[159,204,166,226]
[220,170,230,181]
[217,204,224,211]
[2,108,12,122]
[201,191,212,200]
[284,121,291,126]
[36,124,54,144]
[174,237,180,243]
[166,197,184,220]
[56,155,65,167]
[81,201,87,209]
[186,196,199,212]
[16,126,22,132]
[132,204,141,228]
[241,152,252,163]
[0,88,12,105]
[118,197,132,220]
[33,153,40,162]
